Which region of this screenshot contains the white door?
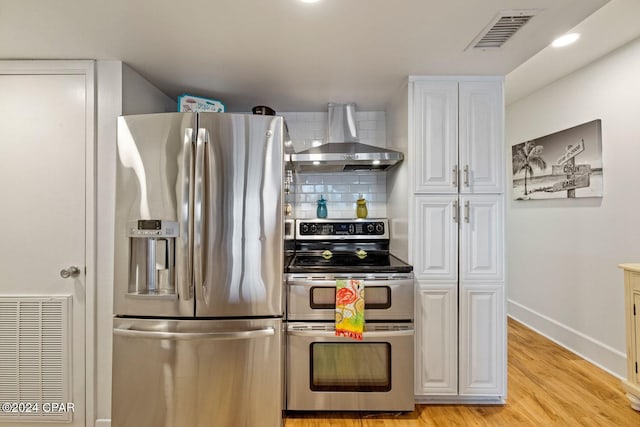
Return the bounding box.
[0,65,92,426]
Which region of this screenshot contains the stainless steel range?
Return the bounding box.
[285,218,415,412]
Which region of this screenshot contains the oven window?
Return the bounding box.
[310,342,391,392]
[310,286,391,310]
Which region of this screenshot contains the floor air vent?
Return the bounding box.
[0,297,72,422]
[467,9,538,50]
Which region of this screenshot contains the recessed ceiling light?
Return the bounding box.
[551,33,580,48]
[300,0,321,3]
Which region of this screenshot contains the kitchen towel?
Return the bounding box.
[335,279,364,340]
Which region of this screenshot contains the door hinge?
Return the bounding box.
[636,362,638,374]
[634,304,636,316]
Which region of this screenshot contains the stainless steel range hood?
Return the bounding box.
[289,103,404,172]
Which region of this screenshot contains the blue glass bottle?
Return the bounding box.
[316,196,328,218]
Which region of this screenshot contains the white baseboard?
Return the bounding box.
[95,420,111,427]
[415,395,505,405]
[508,299,626,379]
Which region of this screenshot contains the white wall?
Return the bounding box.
[386,81,410,262]
[122,64,177,115]
[95,60,122,427]
[95,61,176,427]
[506,35,640,378]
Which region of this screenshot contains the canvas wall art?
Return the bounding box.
[512,119,603,200]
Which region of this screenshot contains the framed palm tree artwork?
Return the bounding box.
[512,119,603,200]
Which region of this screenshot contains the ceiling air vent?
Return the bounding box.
[467,9,538,50]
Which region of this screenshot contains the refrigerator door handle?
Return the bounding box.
[193,127,207,301]
[113,327,275,341]
[181,127,195,301]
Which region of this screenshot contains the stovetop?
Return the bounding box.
[285,251,413,274]
[285,218,413,274]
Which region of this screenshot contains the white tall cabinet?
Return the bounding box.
[409,77,506,402]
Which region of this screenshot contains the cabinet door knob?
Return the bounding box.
[452,165,458,188]
[463,165,470,187]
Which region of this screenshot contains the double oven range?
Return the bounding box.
[285,218,415,412]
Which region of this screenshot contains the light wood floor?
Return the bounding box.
[285,318,640,426]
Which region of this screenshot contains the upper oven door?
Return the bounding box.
[287,274,414,321]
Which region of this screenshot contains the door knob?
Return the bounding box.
[60,266,81,279]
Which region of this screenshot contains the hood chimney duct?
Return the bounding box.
[289,103,404,172]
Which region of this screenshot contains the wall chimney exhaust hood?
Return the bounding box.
[289,103,404,172]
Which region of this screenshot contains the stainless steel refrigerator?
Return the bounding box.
[111,112,284,427]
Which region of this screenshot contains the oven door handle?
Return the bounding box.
[287,328,414,338]
[287,278,414,287]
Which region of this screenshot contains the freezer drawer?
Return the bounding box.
[112,317,283,427]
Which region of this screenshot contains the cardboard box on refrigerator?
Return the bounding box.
[178,94,225,112]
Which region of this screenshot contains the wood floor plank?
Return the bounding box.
[285,318,640,426]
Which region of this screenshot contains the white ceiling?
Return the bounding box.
[506,0,640,104]
[0,0,620,112]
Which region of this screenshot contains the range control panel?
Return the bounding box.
[296,219,388,240]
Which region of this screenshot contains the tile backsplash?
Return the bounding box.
[281,111,387,219]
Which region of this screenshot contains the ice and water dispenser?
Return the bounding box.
[127,220,178,296]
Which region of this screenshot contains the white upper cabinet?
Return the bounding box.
[412,81,458,193]
[459,81,504,194]
[411,78,504,194]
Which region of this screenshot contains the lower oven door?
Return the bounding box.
[286,322,414,411]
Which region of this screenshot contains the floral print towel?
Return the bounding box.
[335,279,365,340]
